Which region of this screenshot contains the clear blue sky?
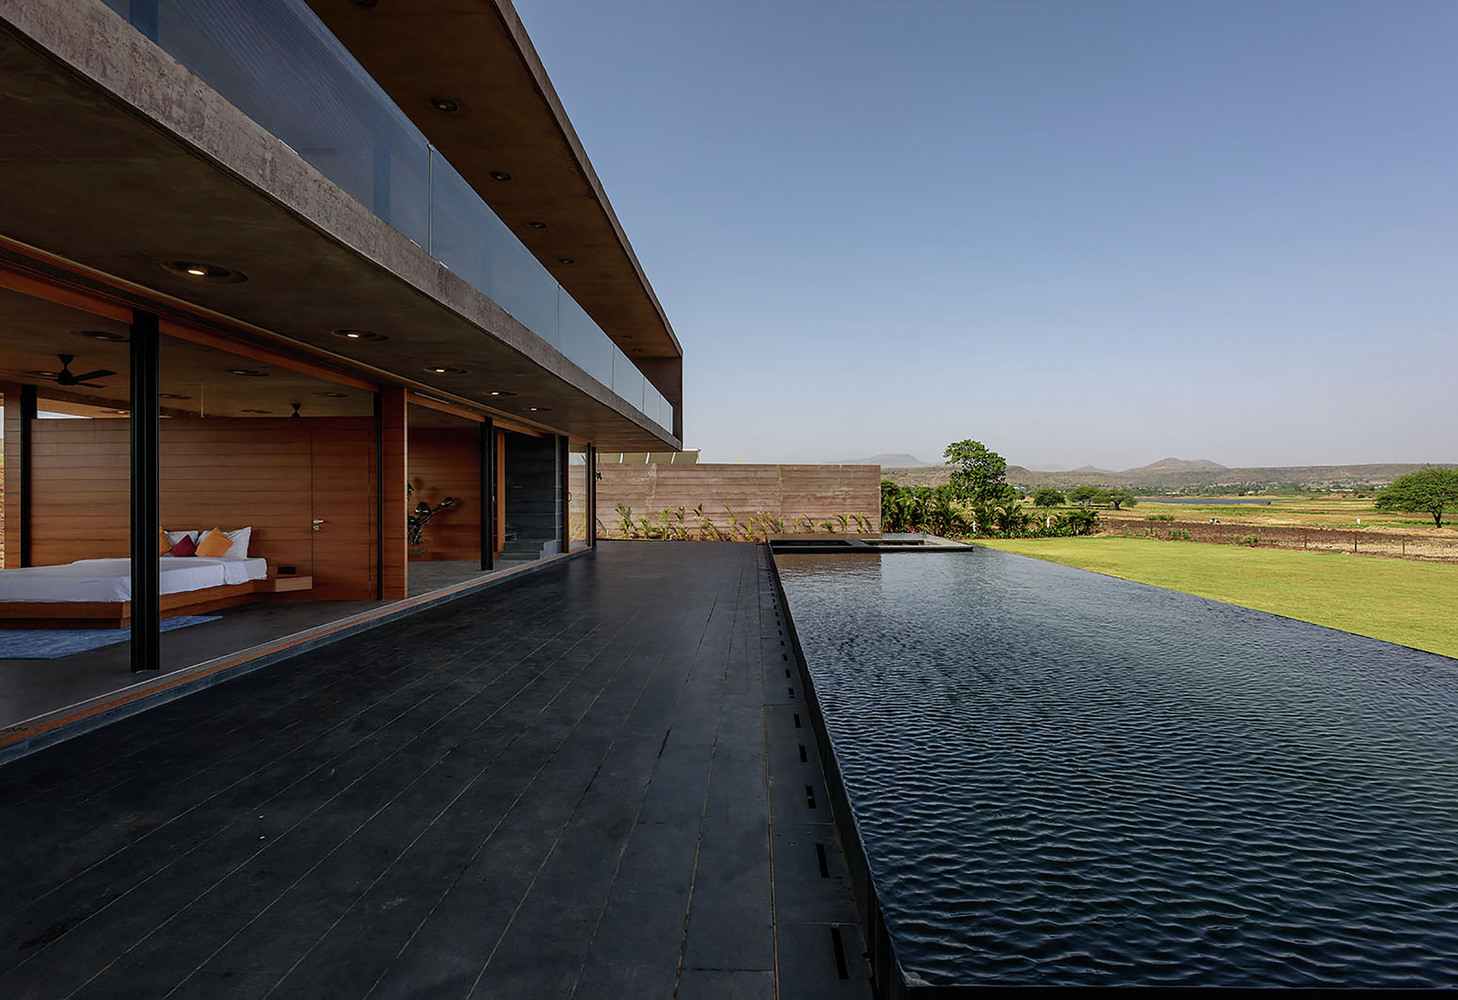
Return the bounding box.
[515,0,1456,470]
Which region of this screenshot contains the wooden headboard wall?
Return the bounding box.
[27,417,374,598]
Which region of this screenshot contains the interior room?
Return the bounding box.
[0,281,582,736]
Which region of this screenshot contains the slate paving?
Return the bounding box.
[0,541,870,999]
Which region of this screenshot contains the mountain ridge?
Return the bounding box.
[832,452,930,467]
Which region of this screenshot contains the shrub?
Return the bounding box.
[1169,529,1191,540]
[1146,513,1176,521]
[1029,508,1100,538]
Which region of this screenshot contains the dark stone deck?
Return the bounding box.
[0,542,870,998]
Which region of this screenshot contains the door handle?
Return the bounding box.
[312,518,325,532]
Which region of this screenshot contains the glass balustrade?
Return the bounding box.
[100,0,673,437]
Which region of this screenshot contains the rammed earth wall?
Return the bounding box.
[596,464,881,538]
[1101,516,1458,562]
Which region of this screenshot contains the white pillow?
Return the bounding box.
[199,526,252,558]
[166,530,199,546]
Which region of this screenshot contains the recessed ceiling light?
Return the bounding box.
[485,389,518,397]
[104,409,130,415]
[556,257,575,265]
[77,330,129,342]
[489,170,512,182]
[241,408,274,414]
[158,392,191,400]
[526,221,548,230]
[527,406,550,412]
[227,368,269,377]
[331,328,388,342]
[161,260,247,282]
[424,365,468,375]
[430,97,459,113]
[315,390,349,398]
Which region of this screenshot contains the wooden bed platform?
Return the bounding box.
[0,576,314,629]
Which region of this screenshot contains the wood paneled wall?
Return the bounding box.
[379,388,406,599]
[29,419,131,563]
[407,427,481,561]
[160,419,312,573]
[310,419,377,600]
[1,384,24,567]
[596,464,882,535]
[24,417,378,599]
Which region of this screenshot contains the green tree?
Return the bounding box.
[927,485,974,537]
[943,440,1014,506]
[1067,484,1099,506]
[1032,487,1066,507]
[1099,488,1138,510]
[880,480,915,532]
[989,498,1032,537]
[1374,468,1458,528]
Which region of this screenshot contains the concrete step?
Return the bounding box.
[499,538,559,560]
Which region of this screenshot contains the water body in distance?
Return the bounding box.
[777,550,1458,988]
[1135,497,1273,505]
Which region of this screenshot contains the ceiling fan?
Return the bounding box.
[46,354,117,389]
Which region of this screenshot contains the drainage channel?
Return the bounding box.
[759,547,872,999]
[765,548,935,1000]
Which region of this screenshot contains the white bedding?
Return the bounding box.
[0,556,268,603]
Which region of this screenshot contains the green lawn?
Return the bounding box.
[978,536,1458,660]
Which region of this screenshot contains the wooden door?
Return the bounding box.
[310,418,376,600]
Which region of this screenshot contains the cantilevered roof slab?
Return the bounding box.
[0,0,677,450]
[304,0,682,365]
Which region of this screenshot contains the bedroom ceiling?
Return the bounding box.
[0,287,374,419]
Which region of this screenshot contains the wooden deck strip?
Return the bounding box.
[0,542,869,999]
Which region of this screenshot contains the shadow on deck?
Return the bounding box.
[0,541,870,999]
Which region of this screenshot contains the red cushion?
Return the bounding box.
[169,534,197,557]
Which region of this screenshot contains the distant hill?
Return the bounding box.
[833,453,930,467]
[1126,457,1228,473]
[880,461,1454,494]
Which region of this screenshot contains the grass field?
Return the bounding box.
[1125,495,1448,533]
[978,536,1458,660]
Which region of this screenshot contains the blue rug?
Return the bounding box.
[0,616,222,659]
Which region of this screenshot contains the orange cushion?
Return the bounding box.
[195,528,233,558]
[159,528,171,556]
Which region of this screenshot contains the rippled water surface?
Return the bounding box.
[777,550,1458,988]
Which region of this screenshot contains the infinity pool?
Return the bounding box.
[776,549,1458,988]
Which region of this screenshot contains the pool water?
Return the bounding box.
[776,549,1458,988]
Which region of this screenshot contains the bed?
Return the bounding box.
[0,555,273,628]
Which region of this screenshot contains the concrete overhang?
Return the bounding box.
[0,0,678,450]
[303,0,682,365]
